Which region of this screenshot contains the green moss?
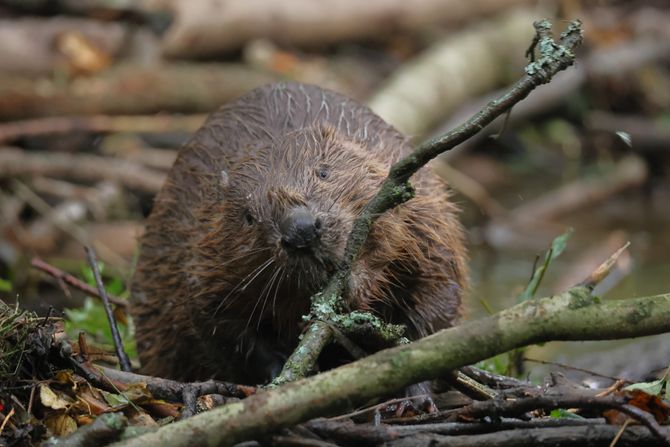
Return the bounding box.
[389,183,415,205]
[567,288,596,310]
[331,310,405,344]
[626,300,654,325]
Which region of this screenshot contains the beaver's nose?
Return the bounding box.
[280,206,322,250]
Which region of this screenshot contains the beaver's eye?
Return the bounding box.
[317,165,330,180]
[244,211,256,226]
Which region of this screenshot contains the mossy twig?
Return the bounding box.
[275,19,584,384]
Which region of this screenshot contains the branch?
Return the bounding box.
[340,19,581,295]
[111,288,670,447]
[42,413,127,447]
[0,114,206,144]
[275,18,584,384]
[31,257,127,308]
[84,247,132,372]
[0,63,278,120]
[448,392,668,441]
[74,362,255,403]
[382,425,670,447]
[1,147,166,194]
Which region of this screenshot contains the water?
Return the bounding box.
[462,168,670,382]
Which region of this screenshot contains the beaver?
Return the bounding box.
[130,82,467,384]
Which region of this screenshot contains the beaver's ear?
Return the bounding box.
[219,170,229,189]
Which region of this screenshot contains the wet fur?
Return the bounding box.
[130,83,467,384]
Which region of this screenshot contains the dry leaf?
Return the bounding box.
[39,384,72,410]
[54,370,78,390]
[44,413,78,437]
[55,31,111,76]
[75,414,95,426]
[113,306,128,326]
[75,387,112,415]
[127,408,158,427]
[123,383,152,403]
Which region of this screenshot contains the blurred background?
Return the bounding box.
[0,0,668,382]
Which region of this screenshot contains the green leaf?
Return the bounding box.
[0,278,11,292]
[624,378,665,396]
[517,229,573,302]
[106,277,125,296]
[79,262,127,298]
[550,409,585,419]
[548,228,572,260]
[80,263,98,287]
[476,354,509,376]
[101,390,130,408]
[64,298,137,360]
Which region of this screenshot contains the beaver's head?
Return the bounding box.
[193,125,388,324]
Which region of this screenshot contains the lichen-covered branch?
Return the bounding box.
[274,19,584,384]
[346,19,583,272]
[112,288,670,447]
[273,321,334,385]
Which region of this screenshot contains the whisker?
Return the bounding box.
[216,247,271,268]
[254,265,282,330]
[198,247,272,276]
[214,257,273,316]
[271,267,285,319]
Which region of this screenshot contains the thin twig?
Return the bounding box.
[341,19,584,299]
[580,242,632,290]
[523,357,626,382]
[12,180,126,267]
[610,418,633,447]
[31,257,127,308]
[73,360,254,403]
[84,247,132,372]
[329,394,432,421]
[0,407,15,435]
[445,393,670,444]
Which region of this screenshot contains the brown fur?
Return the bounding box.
[130,83,467,384]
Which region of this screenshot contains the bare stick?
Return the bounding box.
[73,361,255,403]
[275,19,584,384]
[522,357,625,382]
[446,392,669,444]
[84,246,131,372]
[30,257,127,308]
[579,242,632,290]
[334,19,583,298]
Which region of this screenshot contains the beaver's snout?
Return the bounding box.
[279,206,322,252]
